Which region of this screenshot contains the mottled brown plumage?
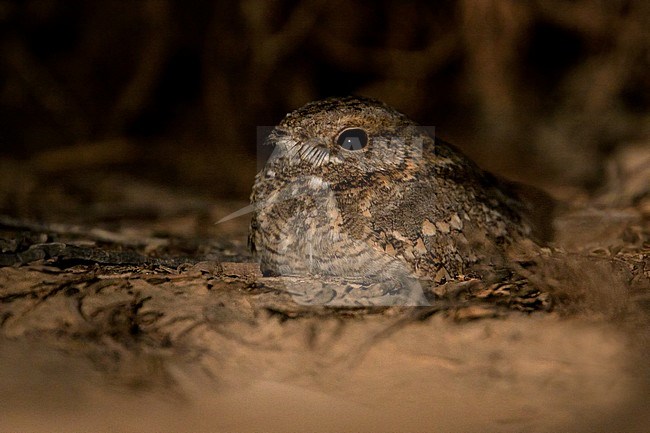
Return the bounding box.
[250,96,542,289]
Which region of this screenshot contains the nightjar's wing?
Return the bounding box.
[354,136,550,280]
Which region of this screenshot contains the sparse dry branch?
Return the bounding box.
[317,30,459,80]
[1,36,91,140]
[107,0,171,134]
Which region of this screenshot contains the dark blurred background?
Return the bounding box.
[1,0,650,203]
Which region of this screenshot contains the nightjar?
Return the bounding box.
[249,96,546,291]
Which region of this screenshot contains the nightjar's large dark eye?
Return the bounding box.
[336,128,368,151]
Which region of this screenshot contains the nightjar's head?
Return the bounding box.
[262,96,431,181]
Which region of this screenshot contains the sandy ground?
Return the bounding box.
[1,152,649,432]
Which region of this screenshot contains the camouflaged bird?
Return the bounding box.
[249,96,544,287]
